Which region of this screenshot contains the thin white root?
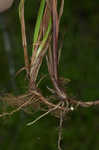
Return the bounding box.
[0,96,34,118]
[27,101,62,126]
[58,102,64,150]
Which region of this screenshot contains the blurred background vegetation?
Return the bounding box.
[0,0,99,150]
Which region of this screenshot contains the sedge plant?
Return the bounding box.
[0,1,99,150]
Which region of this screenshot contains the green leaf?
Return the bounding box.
[36,17,52,58]
[33,0,46,49]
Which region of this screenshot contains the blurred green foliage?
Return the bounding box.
[0,0,99,150]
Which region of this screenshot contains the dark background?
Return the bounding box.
[0,0,99,150]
